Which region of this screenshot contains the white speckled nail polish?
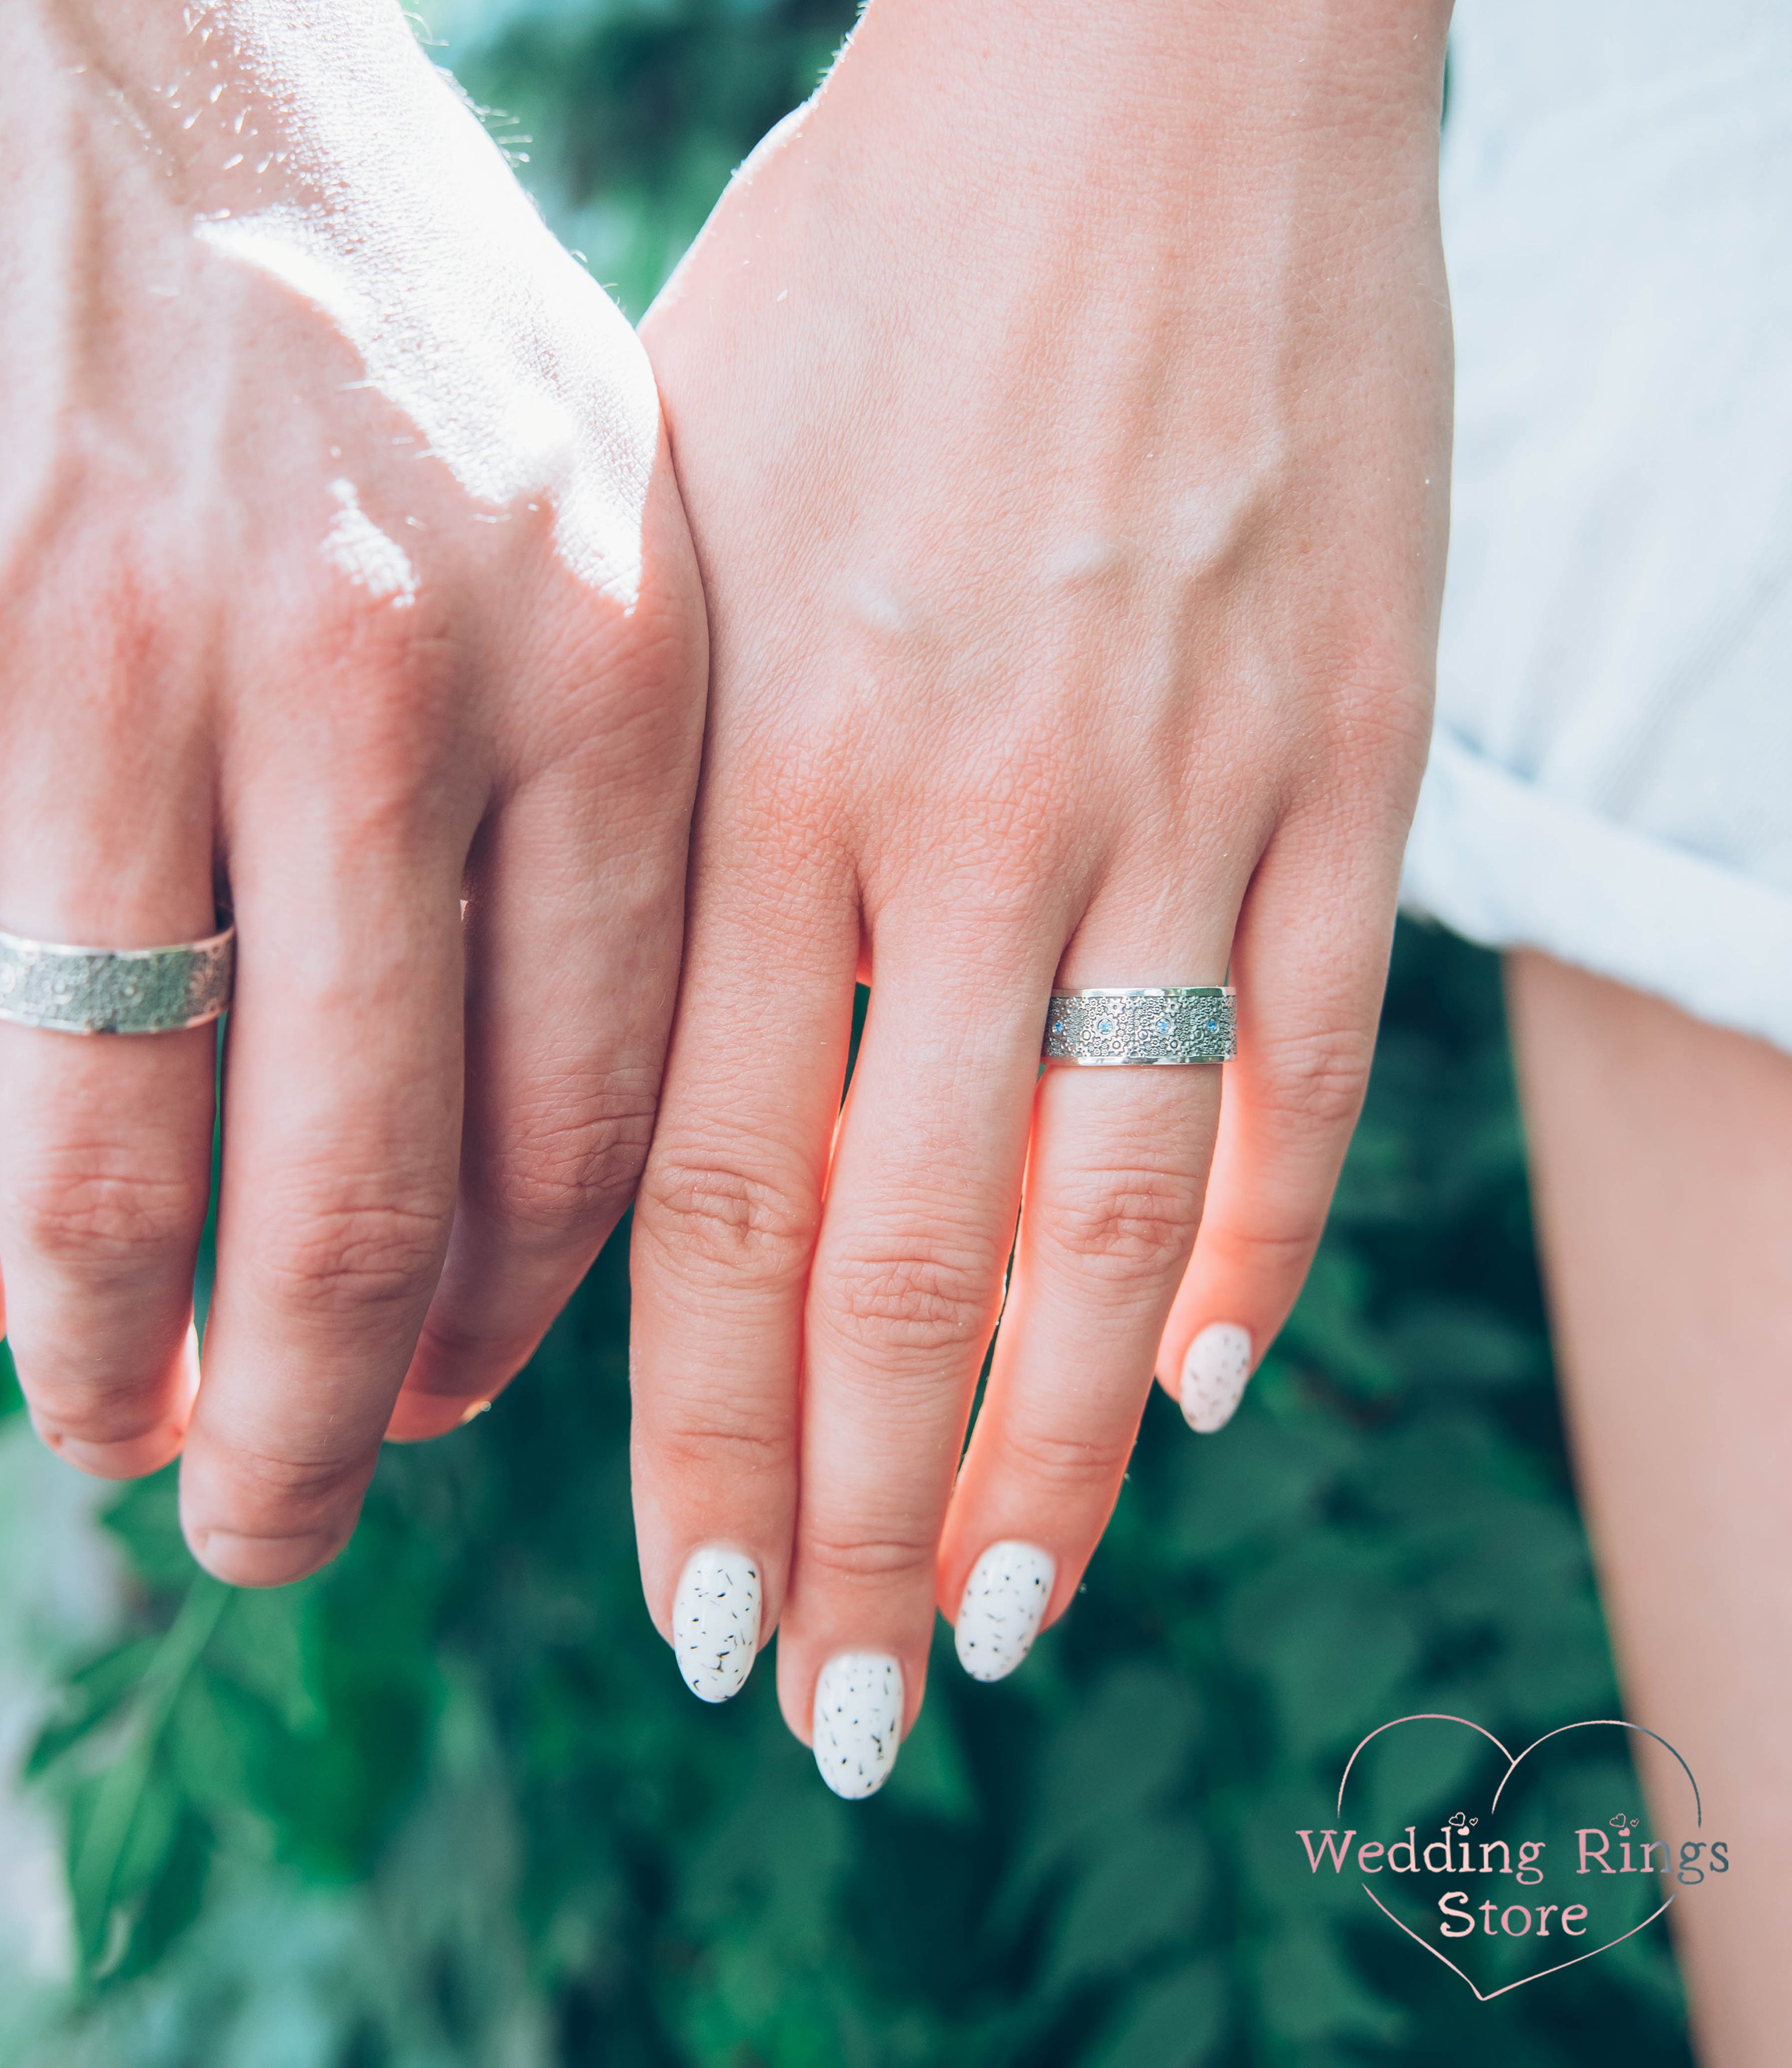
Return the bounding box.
[1181,1323,1253,1433]
[956,1541,1056,1682]
[672,1546,761,1702]
[812,1652,904,1799]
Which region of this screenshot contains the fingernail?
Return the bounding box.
[812,1652,903,1799]
[956,1540,1056,1682]
[672,1545,762,1702]
[383,1392,489,1444]
[34,1421,186,1481]
[1180,1322,1253,1433]
[188,1529,342,1589]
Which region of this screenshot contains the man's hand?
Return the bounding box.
[0,0,706,1583]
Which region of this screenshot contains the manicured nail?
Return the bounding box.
[672,1545,762,1703]
[1180,1322,1253,1433]
[956,1540,1056,1682]
[812,1652,903,1799]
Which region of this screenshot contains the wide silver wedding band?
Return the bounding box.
[0,922,236,1035]
[1043,985,1236,1066]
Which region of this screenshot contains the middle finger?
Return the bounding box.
[780,911,1049,1796]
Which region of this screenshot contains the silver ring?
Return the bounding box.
[1043,986,1235,1066]
[0,922,235,1035]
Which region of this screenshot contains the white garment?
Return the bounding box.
[1402,0,1792,1051]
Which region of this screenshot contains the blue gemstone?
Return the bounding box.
[1208,1019,1218,1031]
[1098,1019,1113,1034]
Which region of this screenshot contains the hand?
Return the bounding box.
[0,0,705,1583]
[631,0,1450,1786]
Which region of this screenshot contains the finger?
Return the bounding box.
[383,776,673,1440]
[0,856,217,1481]
[628,852,861,1704]
[1156,823,1394,1434]
[0,1022,212,1475]
[177,820,466,1587]
[388,755,699,1437]
[780,922,1046,1795]
[386,469,707,1441]
[940,1051,1221,1681]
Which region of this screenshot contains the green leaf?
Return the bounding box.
[1224,1551,1420,1762]
[1164,1409,1345,1564]
[206,1584,321,1736]
[27,1639,162,1778]
[1252,1923,1407,2048]
[1083,1959,1228,2068]
[1005,1666,1202,1914]
[879,1678,979,1826]
[1043,1822,1212,1992]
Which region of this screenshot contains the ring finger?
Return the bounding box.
[0,809,219,1478]
[939,1055,1220,1678]
[938,898,1241,1681]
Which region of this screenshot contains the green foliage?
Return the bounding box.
[422,0,861,316]
[17,926,1695,2065]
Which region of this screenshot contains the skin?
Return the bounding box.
[0,0,707,1582]
[631,0,1454,1752]
[3,0,1455,1766]
[1509,952,1792,2067]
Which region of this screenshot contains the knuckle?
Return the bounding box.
[472,1083,657,1245]
[253,1193,448,1321]
[998,1418,1137,1497]
[799,1521,941,1588]
[309,576,449,691]
[288,615,469,842]
[531,595,705,786]
[645,1407,792,1485]
[1032,1164,1202,1282]
[1205,1217,1321,1281]
[6,1149,206,1283]
[587,579,706,717]
[636,1141,819,1292]
[219,1440,369,1526]
[878,783,1064,933]
[1254,1023,1374,1134]
[820,1237,1001,1358]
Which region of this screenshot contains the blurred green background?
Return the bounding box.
[0,6,1698,2063]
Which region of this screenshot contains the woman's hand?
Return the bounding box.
[0,0,705,1582]
[632,0,1450,1787]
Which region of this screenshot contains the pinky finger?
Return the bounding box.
[1157,835,1395,1433]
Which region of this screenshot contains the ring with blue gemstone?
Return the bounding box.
[1042,986,1235,1066]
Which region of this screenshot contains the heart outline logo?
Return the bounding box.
[1335,1713,1701,2002]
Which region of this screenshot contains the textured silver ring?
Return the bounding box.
[1043,986,1235,1066]
[0,922,235,1035]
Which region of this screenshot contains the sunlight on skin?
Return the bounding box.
[0,0,706,1586]
[91,0,656,605]
[198,209,651,606]
[321,479,418,606]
